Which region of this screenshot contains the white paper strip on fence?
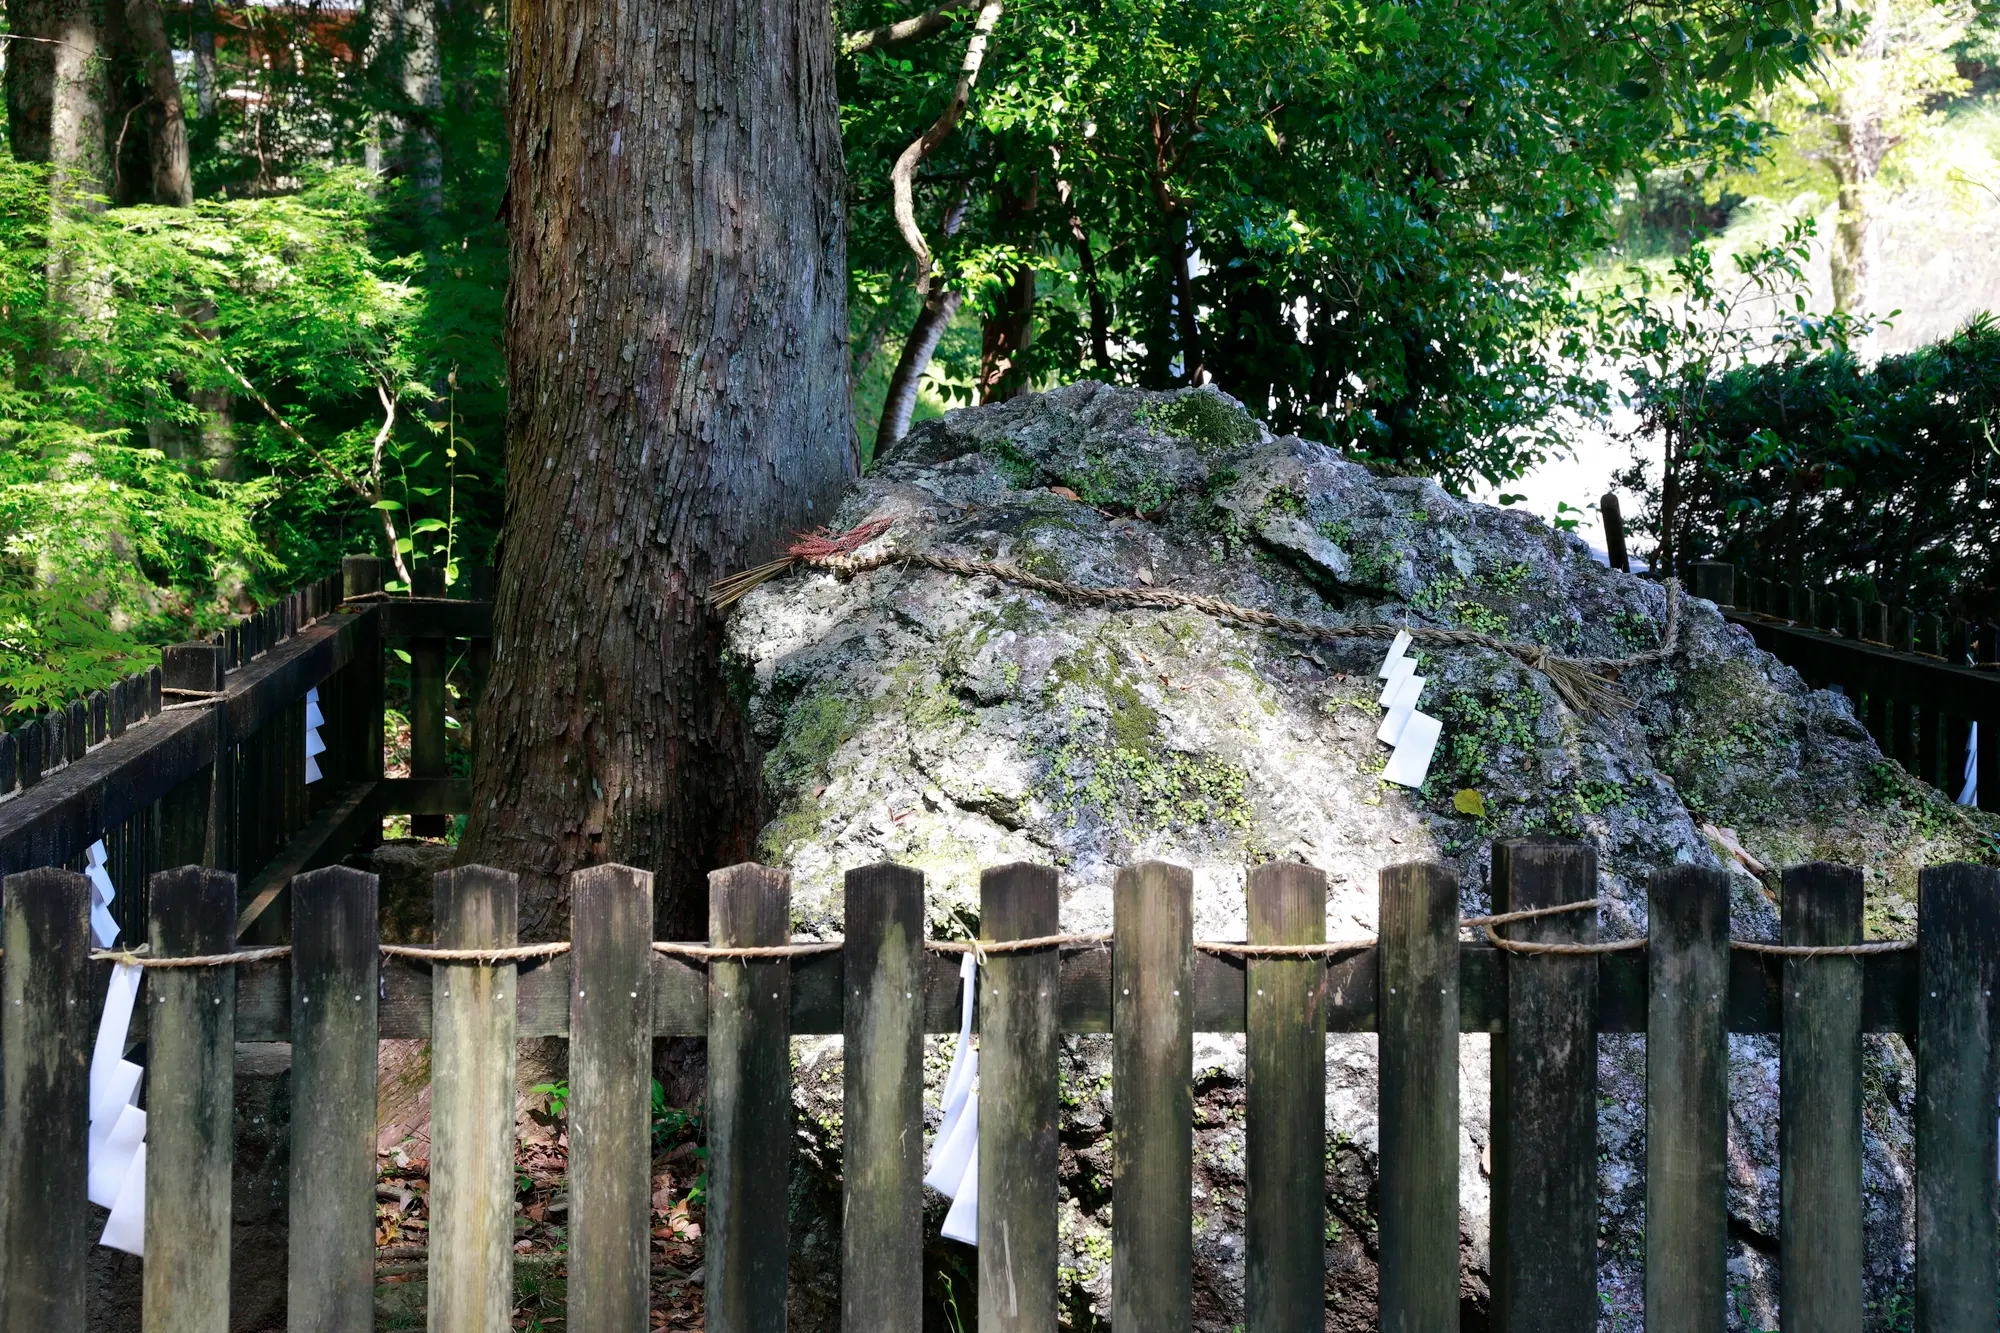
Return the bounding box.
[1377,655,1418,708]
[84,840,119,948]
[304,686,325,785]
[1381,711,1443,788]
[89,1104,146,1208]
[925,956,978,1193]
[88,962,148,1249]
[940,1140,979,1245]
[1375,629,1413,680]
[100,1143,145,1256]
[90,964,142,1103]
[1959,722,1978,807]
[88,1060,142,1158]
[1376,673,1427,746]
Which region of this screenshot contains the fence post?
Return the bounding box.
[1778,862,1863,1333]
[158,643,230,871]
[840,862,924,1333]
[1915,862,2000,1331]
[978,861,1061,1331]
[409,566,449,837]
[1378,860,1459,1333]
[1244,861,1327,1333]
[145,866,239,1333]
[339,556,385,850]
[1489,837,1597,1333]
[1691,562,1734,609]
[288,866,380,1333]
[428,866,520,1333]
[567,864,655,1332]
[1645,865,1730,1333]
[0,869,93,1331]
[1112,861,1194,1333]
[706,863,791,1333]
[1600,492,1629,572]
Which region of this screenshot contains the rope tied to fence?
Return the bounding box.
[1465,895,1915,956]
[652,940,847,960]
[88,944,292,968]
[708,521,1684,716]
[380,941,573,964]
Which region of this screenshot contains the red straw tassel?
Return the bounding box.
[708,518,896,610]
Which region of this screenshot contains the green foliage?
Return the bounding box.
[1595,216,1869,575]
[1627,313,2000,618]
[840,0,1816,485]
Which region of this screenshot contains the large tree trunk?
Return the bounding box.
[465,0,854,941]
[6,0,112,207]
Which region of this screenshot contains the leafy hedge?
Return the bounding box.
[1645,316,2000,619]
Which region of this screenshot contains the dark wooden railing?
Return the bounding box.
[3,841,1997,1329]
[0,554,487,943]
[1684,560,2000,812]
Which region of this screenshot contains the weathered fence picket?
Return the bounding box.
[705,863,791,1333]
[0,869,92,1333]
[287,865,380,1333]
[1779,862,1864,1333]
[1646,865,1731,1332]
[1489,837,1598,1333]
[427,865,519,1332]
[567,864,656,1330]
[839,862,926,1333]
[1914,863,2000,1330]
[145,866,239,1333]
[1243,860,1327,1333]
[1377,859,1459,1332]
[978,860,1062,1332]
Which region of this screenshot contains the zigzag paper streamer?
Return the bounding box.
[305,686,325,784]
[925,953,981,1243]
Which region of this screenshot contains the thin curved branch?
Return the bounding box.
[844,0,974,54]
[371,378,413,585]
[891,0,1004,292]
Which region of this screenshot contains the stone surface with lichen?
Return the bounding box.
[725,379,1994,1332]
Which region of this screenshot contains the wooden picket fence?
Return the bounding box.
[3,841,1998,1331]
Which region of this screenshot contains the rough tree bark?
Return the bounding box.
[6,0,112,208]
[1058,177,1111,370]
[464,0,855,941]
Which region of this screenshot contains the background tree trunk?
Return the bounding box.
[876,285,961,450]
[1829,115,1880,316]
[464,0,854,942]
[976,262,1034,401]
[125,0,194,205]
[191,0,217,121]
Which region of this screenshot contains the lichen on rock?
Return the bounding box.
[725,379,1997,1331]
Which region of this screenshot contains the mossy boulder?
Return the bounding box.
[726,379,1995,1330]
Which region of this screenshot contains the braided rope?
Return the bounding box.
[720,547,1682,716]
[380,941,572,963]
[652,940,846,960]
[90,944,292,968]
